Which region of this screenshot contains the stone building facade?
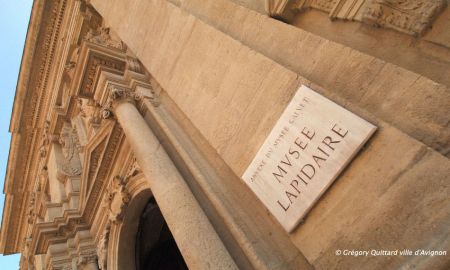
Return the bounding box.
[1,0,449,269]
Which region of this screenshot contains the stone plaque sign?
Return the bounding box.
[242,85,376,232]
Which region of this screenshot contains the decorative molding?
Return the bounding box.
[362,0,447,36]
[82,122,124,223]
[78,53,127,98]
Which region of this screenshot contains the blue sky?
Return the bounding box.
[0,0,33,269]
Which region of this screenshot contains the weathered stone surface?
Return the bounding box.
[153,0,450,157]
[291,123,450,267]
[2,0,449,269]
[91,0,450,269]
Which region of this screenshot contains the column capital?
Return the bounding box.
[101,85,140,119]
[101,82,158,119]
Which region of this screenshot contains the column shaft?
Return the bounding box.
[114,101,237,270]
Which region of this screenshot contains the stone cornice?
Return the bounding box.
[1,0,69,255]
[1,0,153,257]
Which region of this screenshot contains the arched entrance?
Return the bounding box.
[108,180,188,270]
[135,197,188,270]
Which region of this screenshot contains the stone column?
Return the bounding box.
[106,87,237,270]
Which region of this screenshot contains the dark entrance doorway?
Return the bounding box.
[135,197,189,270]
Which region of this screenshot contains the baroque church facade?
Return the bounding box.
[1,0,449,269]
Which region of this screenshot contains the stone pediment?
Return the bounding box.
[80,120,124,222]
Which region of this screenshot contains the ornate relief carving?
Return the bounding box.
[101,85,143,119]
[362,0,447,36]
[268,0,446,36]
[40,166,52,203]
[126,57,145,74]
[39,120,55,158]
[80,1,101,31]
[97,223,110,270]
[86,138,107,196]
[78,97,103,129]
[126,156,142,179]
[77,250,98,267]
[56,124,82,180]
[310,0,338,13]
[23,238,35,270]
[102,83,159,119]
[104,175,131,224]
[85,27,126,51]
[27,193,37,225]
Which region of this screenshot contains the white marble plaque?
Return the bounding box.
[242,85,376,232]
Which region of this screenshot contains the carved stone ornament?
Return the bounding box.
[310,0,338,13]
[362,0,447,36]
[77,251,98,267]
[104,175,131,224]
[56,124,83,180]
[126,156,142,179]
[40,166,52,202]
[267,0,446,36]
[78,97,103,128]
[127,57,145,74]
[23,237,35,270]
[39,120,53,158]
[101,85,143,119]
[85,27,126,51]
[97,223,110,270]
[27,193,37,225]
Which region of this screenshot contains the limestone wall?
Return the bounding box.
[91,0,450,269]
